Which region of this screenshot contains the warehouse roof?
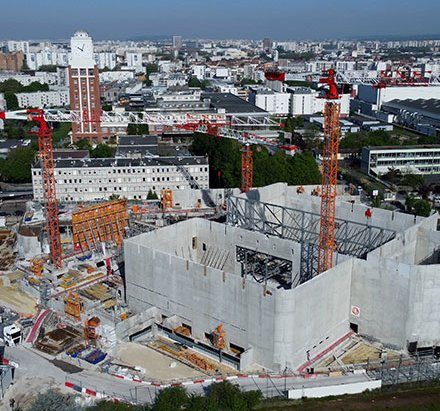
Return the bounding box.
[202,92,267,114]
[384,98,440,120]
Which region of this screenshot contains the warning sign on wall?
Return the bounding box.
[351,306,361,317]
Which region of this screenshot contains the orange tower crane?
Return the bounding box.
[241,144,253,193]
[28,109,63,269]
[317,69,341,274]
[0,109,279,268]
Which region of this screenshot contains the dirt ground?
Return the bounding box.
[117,342,206,381]
[0,375,94,411]
[0,284,37,316]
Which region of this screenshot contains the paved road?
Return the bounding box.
[5,345,375,404]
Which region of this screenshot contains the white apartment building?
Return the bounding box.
[32,156,209,202]
[0,72,61,86]
[361,145,440,176]
[100,70,135,83]
[16,88,70,108]
[94,52,117,70]
[192,65,206,80]
[125,52,143,71]
[5,41,30,54]
[248,87,290,115]
[288,87,351,116]
[26,50,69,70]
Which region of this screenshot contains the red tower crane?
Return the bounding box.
[317,69,341,274]
[241,144,253,193]
[28,109,62,268]
[0,109,279,268]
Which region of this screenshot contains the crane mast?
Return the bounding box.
[317,69,341,274]
[28,109,63,268]
[0,109,277,268]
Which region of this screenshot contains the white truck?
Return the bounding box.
[1,324,22,346]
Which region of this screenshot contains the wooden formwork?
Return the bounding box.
[72,200,129,252]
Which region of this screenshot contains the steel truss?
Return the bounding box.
[236,246,293,289]
[227,196,396,285]
[4,109,277,128]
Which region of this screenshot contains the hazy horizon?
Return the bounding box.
[1,0,439,41]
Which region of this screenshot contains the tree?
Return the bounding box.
[188,76,208,89]
[207,381,250,411]
[401,174,424,190]
[4,92,19,110]
[190,133,321,189]
[91,143,114,158]
[87,401,145,410]
[0,147,37,183]
[406,196,432,217]
[151,386,188,411]
[147,189,158,200]
[74,139,92,151]
[38,64,58,72]
[127,123,149,135]
[29,389,78,411]
[413,199,432,217]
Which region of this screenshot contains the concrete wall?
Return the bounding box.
[274,258,352,369]
[245,183,425,234]
[124,219,352,371]
[350,221,440,350]
[288,378,382,400]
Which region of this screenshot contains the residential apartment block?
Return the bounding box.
[32,156,209,202]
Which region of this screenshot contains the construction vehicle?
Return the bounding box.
[0,324,22,346]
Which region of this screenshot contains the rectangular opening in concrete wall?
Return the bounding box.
[192,236,197,249]
[236,245,293,289]
[350,323,359,333]
[230,342,245,355]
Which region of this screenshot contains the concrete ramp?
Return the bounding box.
[25,309,50,345]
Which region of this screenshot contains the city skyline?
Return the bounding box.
[1,0,440,41]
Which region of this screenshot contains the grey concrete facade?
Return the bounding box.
[124,183,440,372]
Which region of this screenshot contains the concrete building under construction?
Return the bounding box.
[124,183,440,372]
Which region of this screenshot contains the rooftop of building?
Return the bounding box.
[33,156,208,169]
[117,135,159,146]
[0,139,31,150]
[384,98,440,119]
[363,144,440,151]
[53,149,90,160]
[202,92,267,114]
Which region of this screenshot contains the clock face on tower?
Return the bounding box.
[71,35,94,68]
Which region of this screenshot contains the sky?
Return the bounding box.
[1,0,439,41]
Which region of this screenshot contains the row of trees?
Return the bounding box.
[0,146,37,183]
[190,133,321,188]
[74,140,115,158]
[0,79,49,110]
[339,129,438,150]
[28,382,262,411]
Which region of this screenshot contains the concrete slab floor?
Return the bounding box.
[116,342,206,381]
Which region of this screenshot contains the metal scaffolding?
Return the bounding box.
[236,246,293,289]
[227,196,396,284]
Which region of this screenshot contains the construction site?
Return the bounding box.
[0,69,439,399]
[125,182,440,372]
